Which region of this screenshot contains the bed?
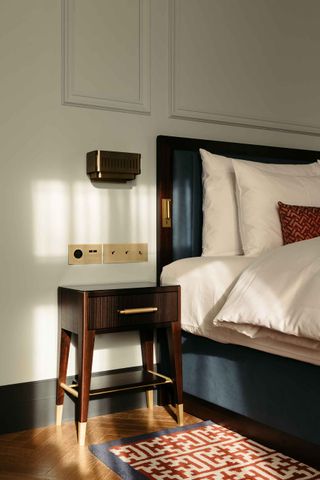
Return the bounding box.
[156,135,320,448]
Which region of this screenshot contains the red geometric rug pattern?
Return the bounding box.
[89,420,320,479]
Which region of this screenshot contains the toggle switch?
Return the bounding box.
[103,243,148,263]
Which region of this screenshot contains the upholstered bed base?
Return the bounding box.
[182,331,320,445]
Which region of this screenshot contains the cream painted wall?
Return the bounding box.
[0,0,320,386]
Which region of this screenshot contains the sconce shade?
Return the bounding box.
[86,150,141,182]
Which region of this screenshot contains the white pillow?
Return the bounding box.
[200,148,320,256]
[201,150,240,255]
[233,160,320,256]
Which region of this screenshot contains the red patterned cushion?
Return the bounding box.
[278,201,320,244]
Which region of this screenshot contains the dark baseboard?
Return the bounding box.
[0,367,148,435]
[184,392,320,470]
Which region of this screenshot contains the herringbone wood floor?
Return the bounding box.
[0,406,200,480]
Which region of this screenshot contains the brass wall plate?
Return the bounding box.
[103,243,148,263]
[68,244,103,265]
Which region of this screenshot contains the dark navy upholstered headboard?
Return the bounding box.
[156,135,320,282]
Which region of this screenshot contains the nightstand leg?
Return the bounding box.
[77,329,95,445]
[140,328,154,409]
[166,322,183,425]
[56,328,72,425]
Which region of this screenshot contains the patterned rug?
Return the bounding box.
[89,420,320,479]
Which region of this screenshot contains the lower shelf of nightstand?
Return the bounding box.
[60,369,173,399]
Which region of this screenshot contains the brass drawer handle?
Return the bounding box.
[118,307,158,315]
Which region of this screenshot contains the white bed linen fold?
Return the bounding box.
[161,256,252,337]
[214,237,320,342]
[161,254,320,366]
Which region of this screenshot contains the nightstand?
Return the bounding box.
[56,282,183,445]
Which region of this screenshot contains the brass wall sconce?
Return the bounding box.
[87,150,141,183]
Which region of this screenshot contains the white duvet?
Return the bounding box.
[214,237,320,342]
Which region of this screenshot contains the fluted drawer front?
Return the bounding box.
[88,292,178,330]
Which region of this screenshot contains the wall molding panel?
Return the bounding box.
[169,0,320,136]
[62,0,150,114]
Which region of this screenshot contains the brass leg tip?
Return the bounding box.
[55,405,63,426]
[78,422,87,446]
[146,390,154,410]
[176,403,184,426]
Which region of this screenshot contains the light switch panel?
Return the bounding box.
[103,243,148,263]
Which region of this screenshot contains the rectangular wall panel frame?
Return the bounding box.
[62,0,151,114]
[169,0,320,136]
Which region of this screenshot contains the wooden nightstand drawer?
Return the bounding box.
[88,291,178,330]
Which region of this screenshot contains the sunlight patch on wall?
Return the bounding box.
[127,184,150,242]
[72,182,101,241]
[33,304,58,380]
[32,179,152,258]
[92,332,142,372]
[32,181,69,257]
[32,180,104,258]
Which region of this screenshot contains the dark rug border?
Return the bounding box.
[89,420,212,480]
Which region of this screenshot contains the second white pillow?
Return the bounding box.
[233,160,320,256]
